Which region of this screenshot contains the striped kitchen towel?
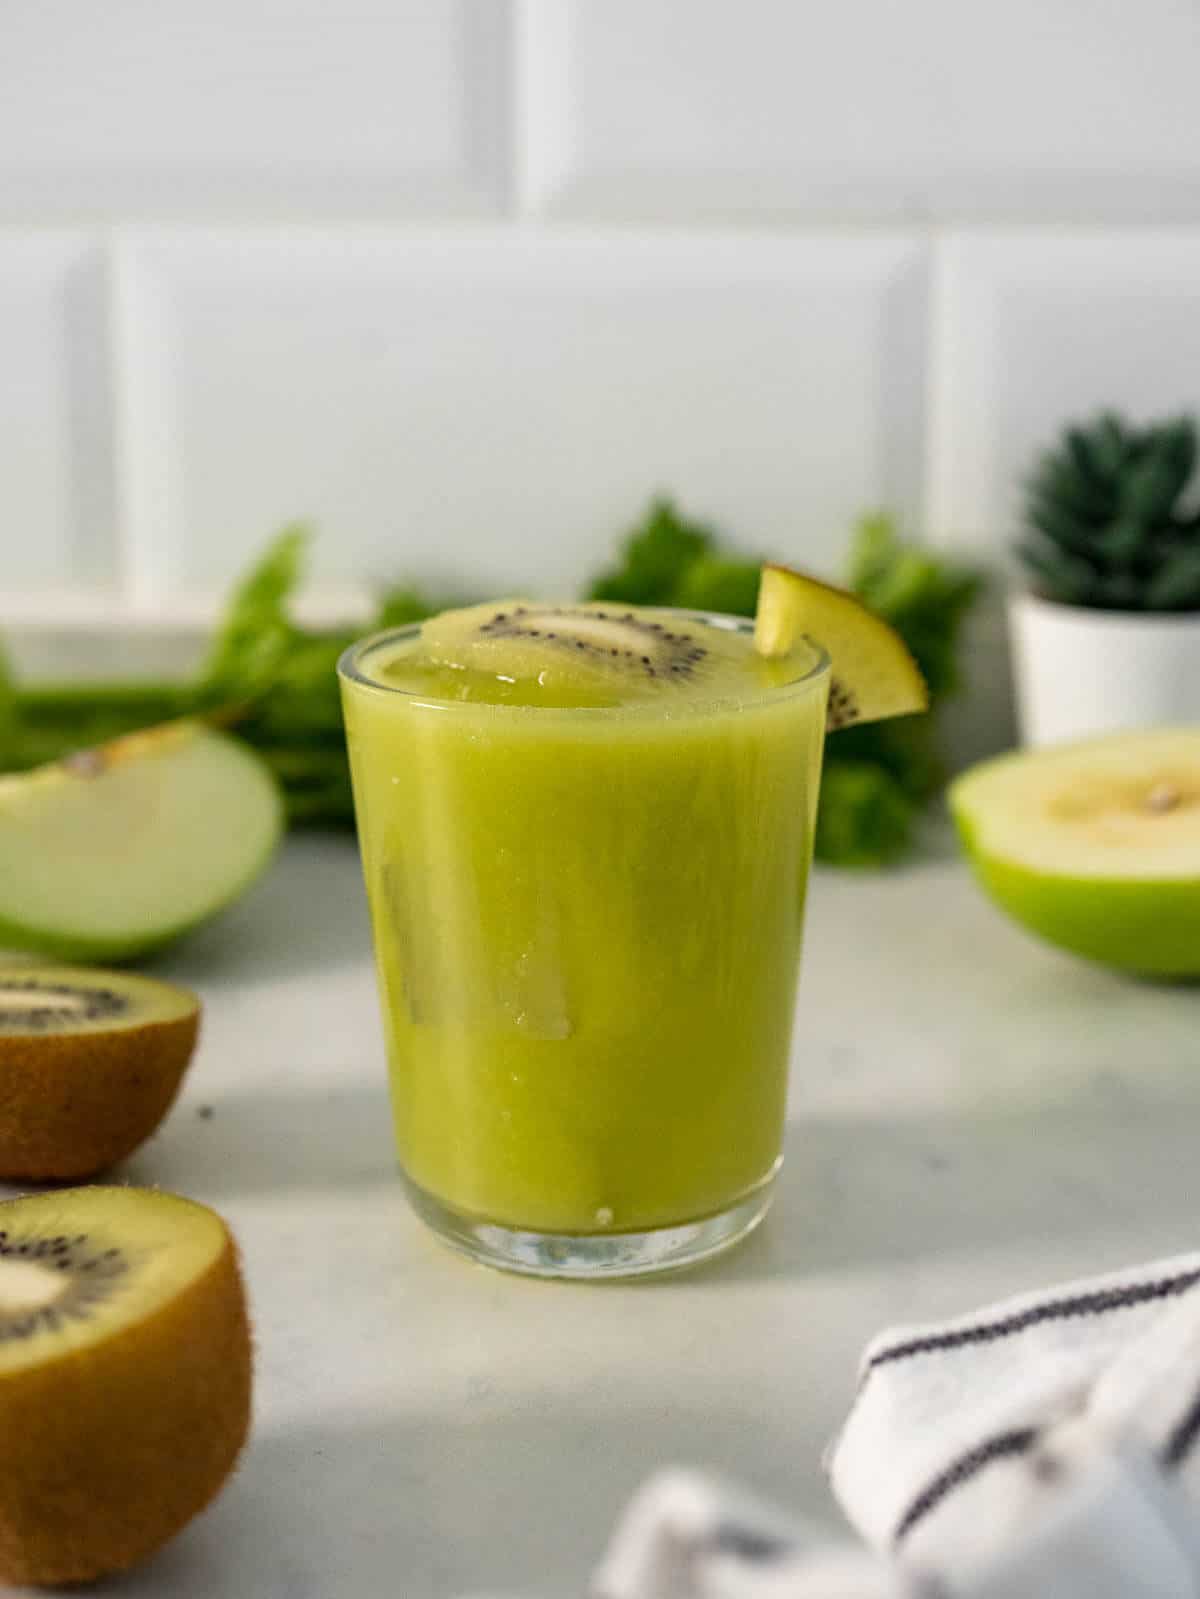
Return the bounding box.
[590,1253,1200,1599]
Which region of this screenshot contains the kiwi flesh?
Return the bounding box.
[0,1186,251,1586]
[0,966,199,1179]
[754,564,928,729]
[420,600,748,698]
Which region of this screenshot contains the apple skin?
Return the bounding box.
[952,802,1200,978]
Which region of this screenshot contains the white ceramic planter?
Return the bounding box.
[1009,592,1200,747]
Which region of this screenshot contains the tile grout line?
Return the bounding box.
[460,0,517,219]
[510,0,571,221]
[922,229,955,549]
[106,234,175,616]
[104,233,151,615]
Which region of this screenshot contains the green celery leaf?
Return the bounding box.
[197,522,309,701]
[846,512,984,699]
[670,555,762,617]
[0,642,15,765]
[586,498,713,605]
[374,585,440,629]
[814,760,916,867]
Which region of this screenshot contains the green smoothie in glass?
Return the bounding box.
[340,599,830,1276]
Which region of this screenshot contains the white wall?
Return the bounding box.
[3,0,1200,619]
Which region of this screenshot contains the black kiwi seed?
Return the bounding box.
[0,979,129,1034]
[826,677,860,730]
[475,605,715,681]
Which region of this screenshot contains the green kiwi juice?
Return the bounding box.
[339,603,829,1277]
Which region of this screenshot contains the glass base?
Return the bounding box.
[402,1165,778,1280]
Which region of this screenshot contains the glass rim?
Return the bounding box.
[337,610,831,718]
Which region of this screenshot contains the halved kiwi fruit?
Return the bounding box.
[0,1185,251,1586]
[754,563,928,728]
[0,721,282,962]
[0,967,199,1179]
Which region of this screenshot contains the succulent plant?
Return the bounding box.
[1018,412,1200,611]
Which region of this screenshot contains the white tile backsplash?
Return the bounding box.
[932,231,1200,554]
[1,6,1199,615]
[0,1,510,219]
[123,231,926,599]
[525,0,1200,222]
[0,235,115,592]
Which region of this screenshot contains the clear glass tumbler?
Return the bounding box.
[339,614,829,1278]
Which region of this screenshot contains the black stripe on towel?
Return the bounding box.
[711,1522,793,1563]
[893,1428,1039,1546]
[869,1266,1200,1373]
[1161,1373,1200,1470]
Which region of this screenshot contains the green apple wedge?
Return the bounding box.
[0,721,282,962]
[950,729,1200,977]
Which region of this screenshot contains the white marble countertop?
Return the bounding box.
[4,833,1198,1599]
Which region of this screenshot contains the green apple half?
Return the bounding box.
[0,722,282,962]
[950,729,1200,977]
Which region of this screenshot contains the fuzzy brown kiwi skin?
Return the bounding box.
[0,1217,252,1585]
[0,1005,199,1180]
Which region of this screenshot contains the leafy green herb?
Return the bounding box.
[188,529,443,824]
[0,501,982,861]
[585,499,982,866]
[818,517,980,864]
[813,762,914,867]
[198,522,310,702]
[670,556,763,618]
[586,498,762,618]
[847,513,983,700]
[1,530,443,828]
[0,642,16,768]
[375,585,444,630]
[587,498,722,606]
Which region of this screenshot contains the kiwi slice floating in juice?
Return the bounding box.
[754,563,928,729]
[0,721,282,962]
[0,1185,251,1587]
[418,599,753,703]
[0,966,199,1179]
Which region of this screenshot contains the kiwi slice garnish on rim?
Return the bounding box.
[0,966,199,1180]
[0,1186,251,1586]
[754,563,928,729]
